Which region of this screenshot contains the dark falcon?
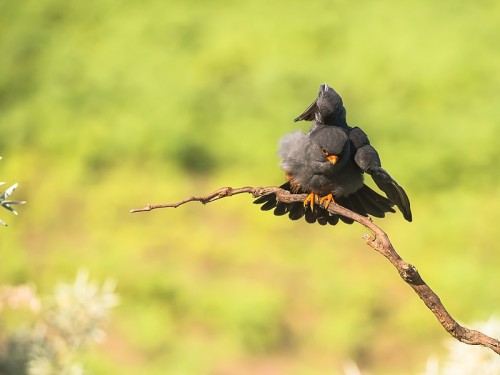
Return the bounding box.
[254,84,412,224]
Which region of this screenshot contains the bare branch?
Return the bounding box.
[130,185,500,355]
[130,186,282,213]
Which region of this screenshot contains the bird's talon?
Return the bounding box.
[319,194,334,209]
[304,193,318,211]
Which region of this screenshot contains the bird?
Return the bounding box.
[254,84,412,224]
[294,83,412,222]
[255,125,398,225]
[293,83,348,128]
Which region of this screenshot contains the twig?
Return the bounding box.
[130,186,282,212]
[130,185,500,355]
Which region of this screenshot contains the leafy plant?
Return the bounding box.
[0,270,119,375]
[0,157,26,227]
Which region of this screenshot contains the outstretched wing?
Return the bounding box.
[367,167,412,222]
[353,144,412,221]
[293,99,318,122]
[350,127,412,222]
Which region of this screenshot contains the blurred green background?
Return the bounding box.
[1,0,499,374]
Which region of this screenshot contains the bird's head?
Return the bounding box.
[309,126,350,166]
[315,83,346,124]
[294,83,347,126]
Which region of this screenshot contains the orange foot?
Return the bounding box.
[303,193,319,211]
[319,194,334,209]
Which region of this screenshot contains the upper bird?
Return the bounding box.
[294,83,348,128]
[254,83,412,224]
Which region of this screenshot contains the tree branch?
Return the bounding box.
[130,185,500,355]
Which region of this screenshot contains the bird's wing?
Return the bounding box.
[351,131,412,222]
[366,167,412,222]
[293,99,318,122]
[349,126,371,149]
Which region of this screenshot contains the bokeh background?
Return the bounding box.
[1,0,499,374]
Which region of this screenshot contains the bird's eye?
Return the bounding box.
[321,148,329,156]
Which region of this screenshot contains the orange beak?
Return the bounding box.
[327,155,339,164]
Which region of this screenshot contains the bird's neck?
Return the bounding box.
[324,108,348,128]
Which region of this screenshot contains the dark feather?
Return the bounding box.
[273,202,288,216]
[288,202,305,220]
[326,214,340,225]
[304,206,317,223]
[294,100,318,122]
[368,167,412,222]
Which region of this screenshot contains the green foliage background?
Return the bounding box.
[1,0,499,374]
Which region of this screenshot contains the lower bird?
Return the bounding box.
[255,125,410,225]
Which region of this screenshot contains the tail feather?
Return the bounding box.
[340,194,367,216]
[350,185,395,218]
